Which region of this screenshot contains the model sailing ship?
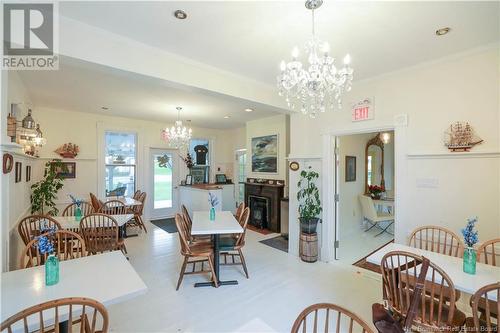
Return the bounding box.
[54,143,80,158]
[444,121,483,152]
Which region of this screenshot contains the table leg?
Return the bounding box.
[194,234,239,288]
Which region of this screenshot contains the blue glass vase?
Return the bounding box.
[45,254,59,286]
[463,247,476,275]
[209,207,216,221]
[75,206,82,222]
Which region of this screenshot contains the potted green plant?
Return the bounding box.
[31,160,67,216]
[297,166,322,234]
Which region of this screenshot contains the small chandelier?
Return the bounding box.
[161,107,192,149]
[277,0,354,118]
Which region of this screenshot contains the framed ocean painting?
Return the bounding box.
[251,134,278,173]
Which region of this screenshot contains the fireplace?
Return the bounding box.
[248,195,270,229]
[245,178,284,232]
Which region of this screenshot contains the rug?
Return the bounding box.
[247,224,273,235]
[352,239,393,273]
[150,218,177,233]
[259,235,288,253]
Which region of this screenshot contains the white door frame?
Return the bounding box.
[145,147,180,220]
[321,123,407,262]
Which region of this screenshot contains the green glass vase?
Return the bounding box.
[209,207,216,221]
[45,254,59,286]
[75,206,82,222]
[463,247,476,275]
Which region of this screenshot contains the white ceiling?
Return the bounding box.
[17,57,285,129]
[59,1,500,84]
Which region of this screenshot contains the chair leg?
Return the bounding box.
[176,257,188,291]
[139,215,147,233]
[207,255,219,288]
[238,249,249,279]
[375,221,394,237]
[365,220,377,232]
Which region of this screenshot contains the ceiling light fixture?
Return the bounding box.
[223,115,230,119]
[244,108,254,112]
[101,106,109,110]
[277,0,354,118]
[161,107,192,150]
[435,27,451,36]
[174,10,187,20]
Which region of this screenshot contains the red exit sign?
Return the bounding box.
[352,98,374,122]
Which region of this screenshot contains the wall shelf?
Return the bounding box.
[38,156,97,161]
[407,151,500,160]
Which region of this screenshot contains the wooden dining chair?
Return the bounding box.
[181,204,210,243]
[79,213,126,255]
[381,251,466,332]
[20,230,86,268]
[0,297,109,333]
[62,201,94,217]
[291,303,373,333]
[408,225,464,257]
[17,215,62,246]
[127,192,147,233]
[477,238,500,266]
[89,192,104,212]
[99,200,127,215]
[174,213,218,290]
[465,282,499,332]
[220,207,250,278]
[234,202,245,222]
[133,190,142,199]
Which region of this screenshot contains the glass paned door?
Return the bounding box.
[151,149,178,218]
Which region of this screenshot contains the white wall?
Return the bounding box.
[289,47,500,260]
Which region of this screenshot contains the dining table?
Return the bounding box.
[52,214,134,238]
[102,196,142,207]
[191,211,243,288]
[1,251,147,332]
[366,243,500,300]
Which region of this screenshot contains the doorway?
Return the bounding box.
[150,148,179,219]
[334,131,395,264]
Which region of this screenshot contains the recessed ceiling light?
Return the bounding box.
[101,106,109,110]
[223,115,230,119]
[244,108,254,112]
[435,27,451,36]
[174,10,187,20]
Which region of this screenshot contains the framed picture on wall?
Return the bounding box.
[52,162,76,179]
[15,162,22,183]
[251,134,278,173]
[26,165,31,182]
[345,156,356,182]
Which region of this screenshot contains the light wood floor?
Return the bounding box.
[107,221,383,332]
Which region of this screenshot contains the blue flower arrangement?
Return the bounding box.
[461,217,479,248]
[208,192,219,208]
[69,194,83,207]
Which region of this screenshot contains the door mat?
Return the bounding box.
[151,218,177,233]
[259,235,288,253]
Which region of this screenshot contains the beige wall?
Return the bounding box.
[289,47,500,254]
[246,114,290,184]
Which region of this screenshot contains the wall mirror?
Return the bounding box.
[365,133,385,193]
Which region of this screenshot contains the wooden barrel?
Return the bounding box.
[299,232,318,263]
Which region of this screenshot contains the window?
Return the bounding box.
[237,152,247,204]
[189,138,210,166]
[105,132,136,197]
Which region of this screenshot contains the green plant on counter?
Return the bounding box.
[31,160,66,216]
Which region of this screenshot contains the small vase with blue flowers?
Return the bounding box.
[69,194,84,221]
[461,217,479,275]
[36,227,59,286]
[208,192,219,221]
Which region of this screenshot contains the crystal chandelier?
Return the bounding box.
[161,107,192,149]
[277,0,354,118]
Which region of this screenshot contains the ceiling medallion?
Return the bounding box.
[161,107,192,150]
[277,0,354,118]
